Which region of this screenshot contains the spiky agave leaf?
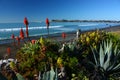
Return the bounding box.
[103,50,112,70]
[50,66,55,80]
[90,46,98,65]
[55,68,58,80]
[114,45,118,56]
[103,40,107,54]
[103,40,113,70]
[112,63,120,71]
[108,50,120,71]
[99,44,104,67]
[91,39,120,78]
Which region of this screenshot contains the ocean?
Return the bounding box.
[0,22,119,40]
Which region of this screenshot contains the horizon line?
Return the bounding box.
[0,19,120,23]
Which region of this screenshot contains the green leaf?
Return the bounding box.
[91,46,98,65]
[113,63,120,71]
[16,73,25,80]
[100,44,104,67]
[50,66,55,80]
[103,40,112,70]
[114,45,118,56]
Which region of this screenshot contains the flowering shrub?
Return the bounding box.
[14,30,120,79]
[16,37,60,78]
[73,30,105,60]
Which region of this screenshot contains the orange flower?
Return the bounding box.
[31,40,36,44]
[62,32,66,39]
[7,47,11,55]
[11,34,15,39]
[20,28,24,39]
[16,36,20,45]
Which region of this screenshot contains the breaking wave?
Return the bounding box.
[0,25,63,32]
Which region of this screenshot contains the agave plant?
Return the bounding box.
[90,40,120,79]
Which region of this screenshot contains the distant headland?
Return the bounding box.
[52,19,120,23]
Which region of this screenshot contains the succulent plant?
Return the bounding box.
[42,65,58,80]
[16,38,61,79]
[21,40,40,55]
[16,73,25,80]
[90,40,120,79]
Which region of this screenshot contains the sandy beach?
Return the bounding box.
[0,25,120,59]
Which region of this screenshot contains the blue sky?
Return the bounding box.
[0,0,120,23]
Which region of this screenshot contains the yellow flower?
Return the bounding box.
[57,57,62,65]
[81,39,83,43]
[90,32,95,37]
[94,45,96,49]
[92,43,96,49]
[86,37,90,43]
[95,37,98,42]
[10,61,16,70]
[39,37,44,46]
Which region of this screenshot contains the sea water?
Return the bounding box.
[0,22,119,40]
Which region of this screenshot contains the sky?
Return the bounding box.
[0,0,120,23]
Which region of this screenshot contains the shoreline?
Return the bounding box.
[0,24,120,44]
[0,25,120,59]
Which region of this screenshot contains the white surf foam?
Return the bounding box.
[0,25,63,32]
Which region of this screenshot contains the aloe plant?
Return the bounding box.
[42,65,57,80]
[90,40,120,79]
[21,41,40,55]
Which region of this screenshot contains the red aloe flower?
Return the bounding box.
[46,18,50,37]
[20,28,24,39]
[11,34,15,39]
[16,36,20,45]
[62,32,66,39]
[7,47,11,55]
[24,17,29,26]
[11,34,15,45]
[31,40,36,44]
[24,17,29,37]
[46,18,49,29]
